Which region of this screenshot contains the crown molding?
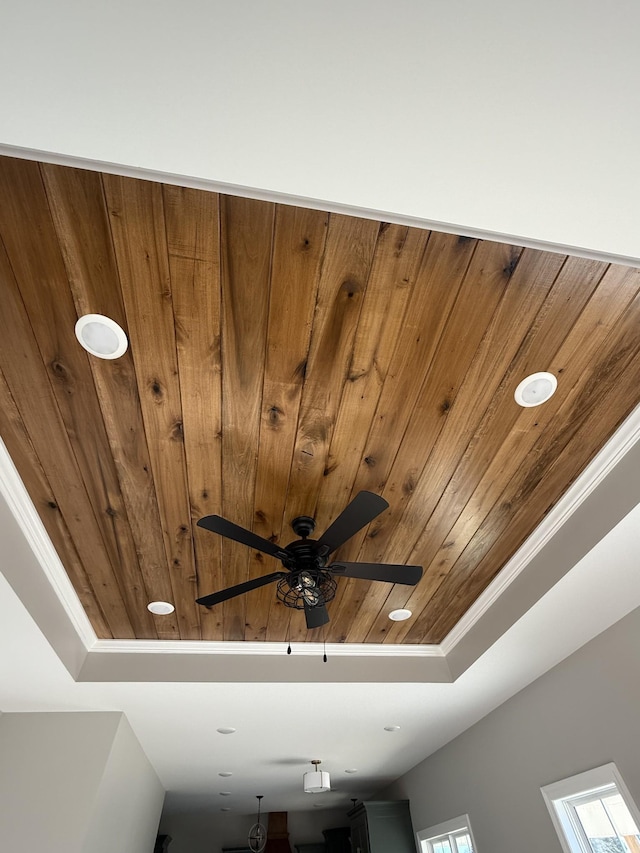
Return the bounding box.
[1,143,639,269]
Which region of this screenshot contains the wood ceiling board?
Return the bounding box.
[2,154,640,646]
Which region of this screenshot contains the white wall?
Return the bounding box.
[0,711,164,853]
[1,1,639,260]
[379,604,640,852]
[84,715,165,853]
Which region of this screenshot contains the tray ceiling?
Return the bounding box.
[1,155,640,645]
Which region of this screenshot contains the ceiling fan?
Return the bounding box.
[196,491,423,629]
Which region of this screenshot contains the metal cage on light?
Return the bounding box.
[276,570,337,611]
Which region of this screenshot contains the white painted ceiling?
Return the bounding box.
[3,0,640,837]
[1,1,639,261]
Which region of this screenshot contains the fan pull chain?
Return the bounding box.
[286,617,291,655]
[323,628,327,663]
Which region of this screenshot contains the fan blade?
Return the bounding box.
[197,515,289,561]
[304,601,330,629]
[196,572,286,607]
[329,561,423,585]
[316,491,389,555]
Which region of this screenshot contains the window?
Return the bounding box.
[541,763,640,853]
[417,815,477,853]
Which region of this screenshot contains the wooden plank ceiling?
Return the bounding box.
[1,154,640,645]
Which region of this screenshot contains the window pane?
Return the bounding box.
[576,800,616,838]
[603,793,640,837]
[454,831,474,853]
[433,840,452,853]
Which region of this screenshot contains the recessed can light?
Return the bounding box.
[218,771,233,777]
[344,769,358,774]
[75,314,128,359]
[147,601,174,615]
[514,372,557,407]
[388,608,412,621]
[216,727,236,735]
[384,725,401,732]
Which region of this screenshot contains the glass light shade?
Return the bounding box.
[75,314,128,359]
[303,769,331,793]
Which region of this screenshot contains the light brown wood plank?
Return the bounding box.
[0,158,153,638]
[0,232,134,637]
[0,365,111,638]
[163,184,224,641]
[102,173,201,639]
[360,248,568,643]
[382,255,613,643]
[242,204,328,641]
[41,163,179,639]
[418,263,640,642]
[219,195,274,640]
[281,213,381,641]
[323,232,479,641]
[309,224,430,639]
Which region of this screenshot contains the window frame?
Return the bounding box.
[416,814,478,853]
[541,762,640,853]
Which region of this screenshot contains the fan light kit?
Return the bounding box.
[514,371,557,407]
[388,608,412,621]
[195,491,423,630]
[147,601,174,615]
[74,313,128,359]
[304,760,331,793]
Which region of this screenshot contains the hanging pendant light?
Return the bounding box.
[248,795,266,852]
[303,760,331,793]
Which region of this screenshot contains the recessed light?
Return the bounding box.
[388,608,412,621]
[216,727,236,735]
[218,772,233,777]
[219,792,232,796]
[344,769,358,774]
[75,314,128,359]
[147,601,174,615]
[514,372,557,407]
[384,725,401,732]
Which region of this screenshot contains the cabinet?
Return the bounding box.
[323,827,350,853]
[347,800,415,853]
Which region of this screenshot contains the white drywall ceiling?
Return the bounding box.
[1,0,639,260]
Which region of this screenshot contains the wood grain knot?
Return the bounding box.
[402,474,416,495]
[503,253,520,278]
[150,379,163,398]
[440,398,452,414]
[267,405,283,426]
[364,455,376,467]
[47,500,58,510]
[105,506,117,518]
[171,420,184,441]
[340,278,361,299]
